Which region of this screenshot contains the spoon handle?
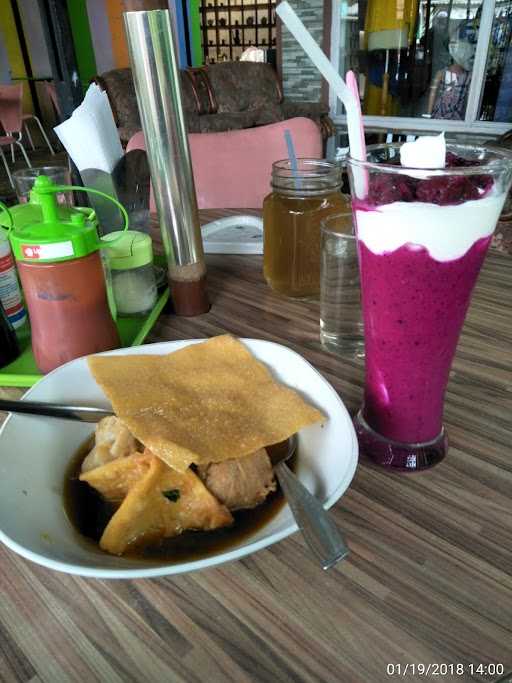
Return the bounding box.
[275,461,349,570]
[0,399,113,423]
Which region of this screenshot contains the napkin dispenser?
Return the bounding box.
[54,83,127,235]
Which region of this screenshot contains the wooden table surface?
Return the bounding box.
[0,211,511,683]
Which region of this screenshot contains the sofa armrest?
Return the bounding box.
[280,101,335,139]
[281,100,327,119]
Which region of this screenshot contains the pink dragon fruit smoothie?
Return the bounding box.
[347,139,512,470]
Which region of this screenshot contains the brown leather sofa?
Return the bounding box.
[94,62,334,144]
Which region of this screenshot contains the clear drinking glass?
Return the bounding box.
[347,143,512,471]
[13,167,72,205]
[320,212,364,357]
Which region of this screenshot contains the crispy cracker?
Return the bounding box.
[99,453,233,555]
[79,451,152,503]
[88,335,324,472]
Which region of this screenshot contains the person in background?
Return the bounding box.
[427,20,477,120]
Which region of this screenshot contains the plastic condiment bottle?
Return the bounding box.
[103,230,158,316]
[0,228,27,329]
[8,176,121,374]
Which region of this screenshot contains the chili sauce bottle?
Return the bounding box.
[9,176,120,373]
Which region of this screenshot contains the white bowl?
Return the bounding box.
[0,338,358,578]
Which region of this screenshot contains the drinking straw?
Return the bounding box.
[345,70,368,185]
[276,1,368,197]
[284,128,302,189]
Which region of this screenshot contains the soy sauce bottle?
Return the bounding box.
[0,299,20,369]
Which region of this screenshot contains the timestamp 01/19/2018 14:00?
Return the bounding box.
[386,663,506,678]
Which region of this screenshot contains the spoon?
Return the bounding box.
[0,399,350,569]
[270,435,350,570]
[0,399,112,423]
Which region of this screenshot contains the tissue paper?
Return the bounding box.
[54,83,123,174]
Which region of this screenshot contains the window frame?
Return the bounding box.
[329,0,511,137]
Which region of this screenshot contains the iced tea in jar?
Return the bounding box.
[263,159,348,298]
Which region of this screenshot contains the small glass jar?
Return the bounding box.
[263,159,349,298]
[103,230,158,317]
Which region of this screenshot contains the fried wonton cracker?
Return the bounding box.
[79,451,152,503]
[88,335,324,472]
[99,452,233,555]
[81,416,139,474]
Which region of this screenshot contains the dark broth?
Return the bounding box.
[64,437,291,563]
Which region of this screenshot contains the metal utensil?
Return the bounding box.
[0,399,113,423]
[271,435,350,570]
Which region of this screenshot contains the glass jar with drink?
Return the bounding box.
[263,159,349,298]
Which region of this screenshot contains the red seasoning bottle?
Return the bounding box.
[9,176,121,373]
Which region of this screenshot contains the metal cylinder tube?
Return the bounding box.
[123,6,209,315]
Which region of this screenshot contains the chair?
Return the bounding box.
[0,84,32,188]
[97,64,334,143]
[44,81,62,122]
[126,117,323,210]
[21,83,55,154]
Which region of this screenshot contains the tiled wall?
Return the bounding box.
[281,0,324,101]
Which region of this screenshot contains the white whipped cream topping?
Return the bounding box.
[400,132,446,169]
[355,193,505,261]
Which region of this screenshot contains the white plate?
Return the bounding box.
[0,338,358,579]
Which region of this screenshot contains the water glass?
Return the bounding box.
[320,212,364,357]
[13,166,72,205]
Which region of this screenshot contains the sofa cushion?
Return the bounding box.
[253,102,284,127]
[281,100,329,119]
[97,68,202,140]
[97,68,141,131]
[204,62,282,114]
[198,111,260,133]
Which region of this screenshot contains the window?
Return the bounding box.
[480,3,512,121]
[330,0,512,135]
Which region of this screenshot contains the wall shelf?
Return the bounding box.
[200,0,276,63]
[201,4,273,11]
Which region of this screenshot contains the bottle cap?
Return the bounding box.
[0,203,96,233]
[103,230,154,270]
[8,177,101,263]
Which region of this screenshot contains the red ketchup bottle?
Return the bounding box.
[9,176,124,373]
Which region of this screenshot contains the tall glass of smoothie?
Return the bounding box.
[347,139,512,470]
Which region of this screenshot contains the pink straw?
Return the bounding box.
[345,71,368,196]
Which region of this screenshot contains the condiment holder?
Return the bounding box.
[4,176,129,374]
